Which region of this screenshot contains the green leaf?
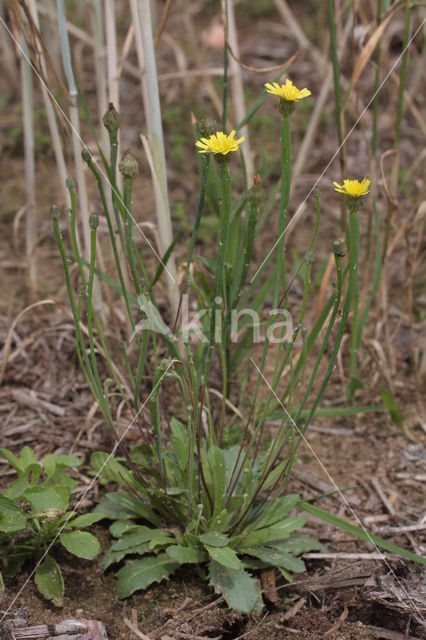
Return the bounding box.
[250,494,300,529]
[102,542,150,570]
[110,521,139,537]
[0,448,23,473]
[111,527,164,551]
[204,545,242,570]
[199,531,229,547]
[380,388,412,438]
[148,534,175,551]
[115,553,179,598]
[59,531,100,560]
[299,502,426,565]
[276,535,327,555]
[0,494,21,515]
[0,512,27,533]
[209,561,263,614]
[68,512,105,528]
[242,516,305,547]
[166,545,207,565]
[0,570,4,594]
[34,555,64,607]
[90,453,134,487]
[96,492,162,526]
[24,487,68,513]
[170,418,189,471]
[42,454,80,477]
[209,446,226,517]
[243,547,305,573]
[20,446,38,471]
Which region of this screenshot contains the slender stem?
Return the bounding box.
[327,0,347,232]
[297,204,360,444]
[204,160,231,386]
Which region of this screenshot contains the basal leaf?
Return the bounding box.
[0,494,21,515]
[111,527,164,551]
[115,553,179,598]
[34,555,64,607]
[110,521,139,537]
[243,546,305,573]
[250,494,300,530]
[199,531,229,547]
[20,446,38,471]
[242,516,305,547]
[60,531,100,560]
[277,535,328,555]
[166,544,207,564]
[24,487,68,513]
[170,418,189,471]
[209,561,263,614]
[68,513,105,528]
[204,545,242,570]
[95,492,161,526]
[0,512,27,533]
[0,448,23,473]
[209,446,226,518]
[102,542,150,570]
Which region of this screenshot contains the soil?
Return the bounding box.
[1,1,425,639]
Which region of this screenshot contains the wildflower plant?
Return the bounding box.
[0,447,102,605]
[50,67,425,614]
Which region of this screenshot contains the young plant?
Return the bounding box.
[0,447,102,606]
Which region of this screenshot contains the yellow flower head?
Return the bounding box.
[333,178,371,198]
[195,130,245,155]
[265,79,311,102]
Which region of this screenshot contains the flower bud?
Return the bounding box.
[103,103,121,137]
[248,174,264,207]
[81,148,92,165]
[89,214,99,229]
[65,177,75,190]
[332,240,345,257]
[119,150,139,179]
[50,204,61,221]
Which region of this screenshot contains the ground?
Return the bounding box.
[0,0,425,638]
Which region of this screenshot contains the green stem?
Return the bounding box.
[297,204,360,444]
[204,160,231,386]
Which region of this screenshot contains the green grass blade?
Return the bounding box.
[299,501,425,565]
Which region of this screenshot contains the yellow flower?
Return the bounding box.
[333,178,371,198]
[265,79,311,102]
[195,130,245,155]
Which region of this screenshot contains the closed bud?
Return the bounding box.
[103,103,121,136]
[119,150,139,179]
[312,187,321,199]
[81,148,92,165]
[65,177,75,190]
[248,174,264,207]
[332,240,345,257]
[50,204,61,221]
[305,251,315,264]
[89,214,99,229]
